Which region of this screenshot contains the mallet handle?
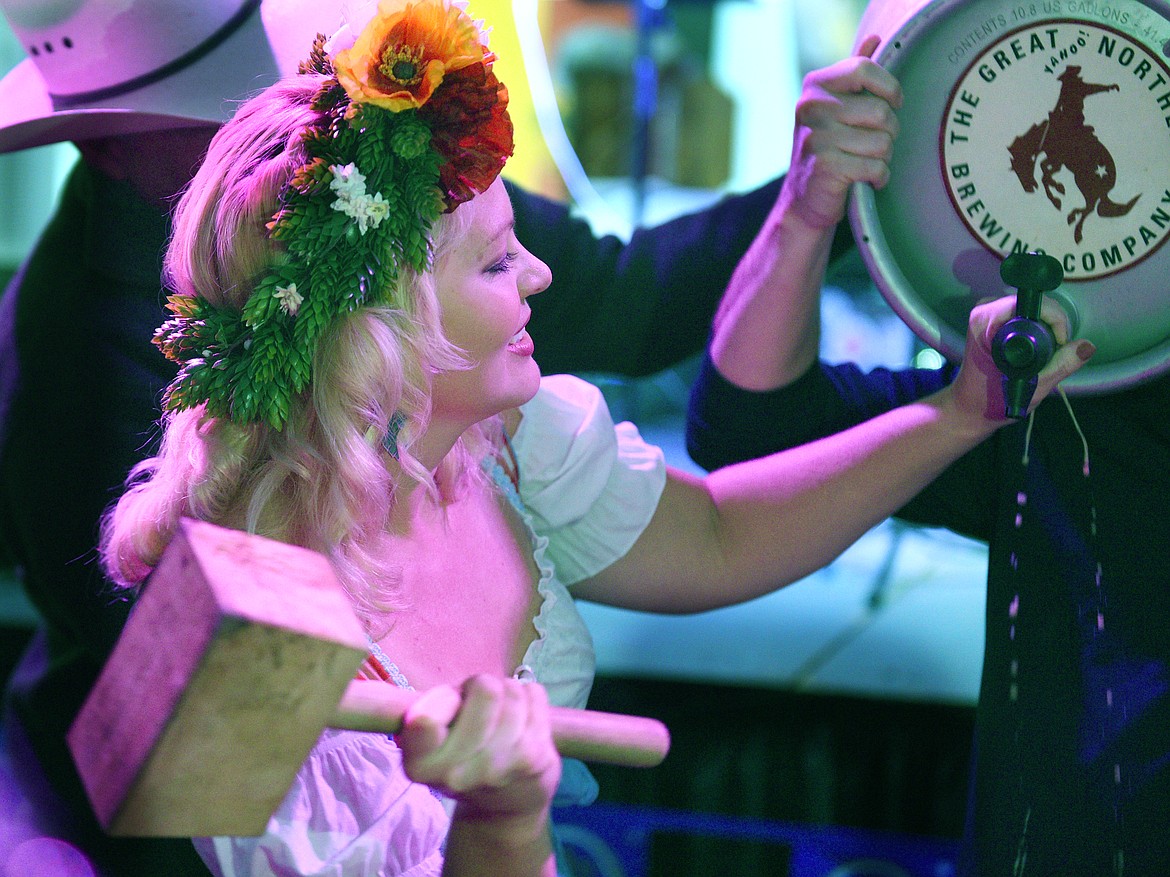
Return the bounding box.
[333,680,670,768]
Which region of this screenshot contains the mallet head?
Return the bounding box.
[68,519,367,837]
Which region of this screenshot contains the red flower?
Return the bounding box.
[421,59,513,208]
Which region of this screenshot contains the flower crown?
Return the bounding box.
[154,0,513,430]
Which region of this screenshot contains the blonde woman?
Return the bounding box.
[98,2,1091,874]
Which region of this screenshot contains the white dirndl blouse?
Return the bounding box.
[195,375,667,876]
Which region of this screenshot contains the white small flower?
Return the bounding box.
[328,162,389,235]
[353,191,390,235]
[329,162,366,200]
[274,282,303,316]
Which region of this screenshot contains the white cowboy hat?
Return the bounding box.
[0,0,354,154]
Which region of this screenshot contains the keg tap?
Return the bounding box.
[991,252,1064,418]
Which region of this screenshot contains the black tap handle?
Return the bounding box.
[991,252,1063,418]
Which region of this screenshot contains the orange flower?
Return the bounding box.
[333,0,489,112]
[331,0,514,208]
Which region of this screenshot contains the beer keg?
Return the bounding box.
[849,0,1170,391]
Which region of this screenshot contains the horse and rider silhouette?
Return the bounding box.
[1008,65,1138,243]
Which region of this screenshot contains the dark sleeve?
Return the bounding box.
[686,353,999,541]
[0,166,222,876]
[0,169,170,662]
[510,177,855,378]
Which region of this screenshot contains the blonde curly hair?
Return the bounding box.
[100,75,495,628]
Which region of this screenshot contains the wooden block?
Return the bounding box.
[68,519,367,837]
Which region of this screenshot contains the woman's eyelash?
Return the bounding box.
[487,252,517,274]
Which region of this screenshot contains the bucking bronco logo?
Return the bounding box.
[1008,65,1139,244]
[941,19,1170,280]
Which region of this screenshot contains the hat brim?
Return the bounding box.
[0,60,222,152]
[0,0,337,154]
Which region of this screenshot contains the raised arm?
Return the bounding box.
[685,43,935,478]
[710,35,901,392]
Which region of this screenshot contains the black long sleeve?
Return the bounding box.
[512,177,788,377]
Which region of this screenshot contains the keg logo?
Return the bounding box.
[941,19,1170,280]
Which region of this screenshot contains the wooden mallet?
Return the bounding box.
[67,518,670,838]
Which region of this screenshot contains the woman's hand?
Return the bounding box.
[398,674,561,818]
[945,293,1095,433]
[397,674,561,875]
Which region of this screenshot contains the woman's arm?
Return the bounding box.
[573,295,1094,613]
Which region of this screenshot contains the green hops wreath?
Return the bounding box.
[153,3,513,430]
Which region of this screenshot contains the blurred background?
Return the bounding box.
[0,1,985,874]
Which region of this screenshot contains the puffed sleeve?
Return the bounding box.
[193,728,450,877]
[511,375,666,586]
